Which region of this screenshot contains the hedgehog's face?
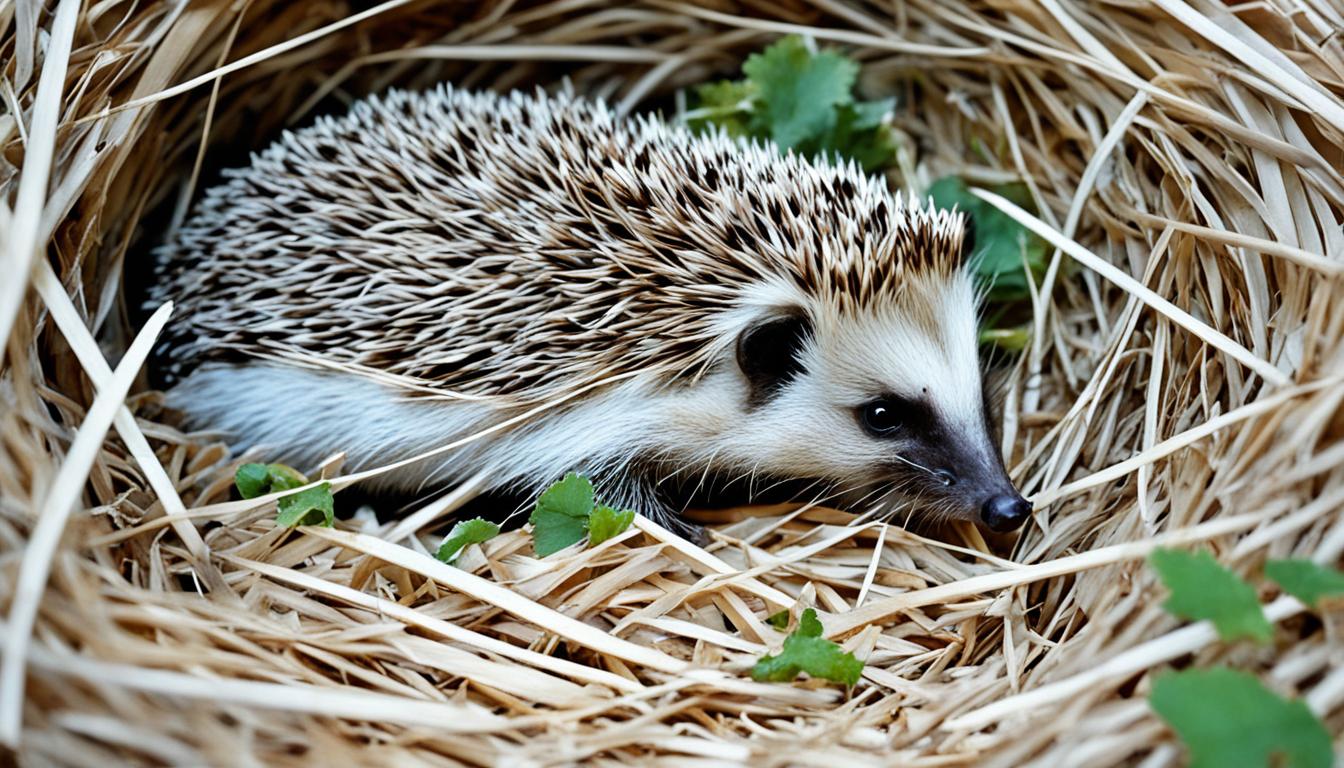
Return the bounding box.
[728,270,1031,532]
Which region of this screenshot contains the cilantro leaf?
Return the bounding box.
[1150,548,1272,643]
[766,609,791,630]
[743,36,857,150]
[687,80,756,138]
[234,462,307,499]
[525,473,646,555]
[820,99,898,172]
[265,464,308,492]
[529,473,595,557]
[234,464,271,499]
[1150,667,1332,768]
[978,325,1032,351]
[236,463,335,528]
[928,176,1047,302]
[275,482,335,528]
[435,518,501,564]
[588,504,635,546]
[841,97,890,132]
[797,608,824,637]
[1266,559,1344,607]
[687,36,898,173]
[751,608,863,686]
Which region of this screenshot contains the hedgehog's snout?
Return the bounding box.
[980,493,1032,532]
[959,463,1032,532]
[921,463,1031,532]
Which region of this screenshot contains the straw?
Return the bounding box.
[3,0,1342,762]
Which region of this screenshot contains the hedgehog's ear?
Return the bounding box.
[736,311,812,405]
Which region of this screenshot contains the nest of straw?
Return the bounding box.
[3,0,1343,764]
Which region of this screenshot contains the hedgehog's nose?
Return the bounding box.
[980,494,1032,532]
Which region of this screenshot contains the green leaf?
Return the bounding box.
[435,518,501,564]
[743,36,857,150]
[796,607,824,637]
[842,98,891,131]
[234,463,271,499]
[275,482,335,528]
[266,464,309,492]
[685,36,899,174]
[927,176,1047,301]
[687,80,756,138]
[750,608,863,686]
[1266,559,1344,607]
[766,610,790,630]
[237,463,331,528]
[588,504,635,546]
[817,100,898,172]
[1150,548,1273,643]
[1150,668,1332,768]
[978,325,1032,351]
[529,473,595,557]
[234,462,309,498]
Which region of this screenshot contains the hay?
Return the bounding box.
[2,0,1342,763]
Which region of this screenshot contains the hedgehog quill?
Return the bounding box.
[150,86,1032,534]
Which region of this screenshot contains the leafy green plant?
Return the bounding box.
[273,484,335,528]
[685,35,897,173]
[926,176,1048,303]
[234,462,306,498]
[1146,549,1341,767]
[976,326,1032,352]
[1265,558,1344,607]
[530,473,597,556]
[435,518,501,564]
[1150,548,1272,643]
[927,176,1049,351]
[751,608,863,686]
[1150,668,1331,768]
[684,36,1046,350]
[588,505,636,547]
[528,473,637,557]
[234,462,335,528]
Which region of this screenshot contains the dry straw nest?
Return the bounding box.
[2,0,1343,765]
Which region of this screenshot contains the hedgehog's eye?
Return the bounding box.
[858,400,905,437]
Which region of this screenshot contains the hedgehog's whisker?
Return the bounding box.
[890,453,941,481]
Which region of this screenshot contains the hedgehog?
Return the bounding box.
[149,85,1033,534]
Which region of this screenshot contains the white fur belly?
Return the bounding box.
[170,364,498,492]
[167,363,712,500]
